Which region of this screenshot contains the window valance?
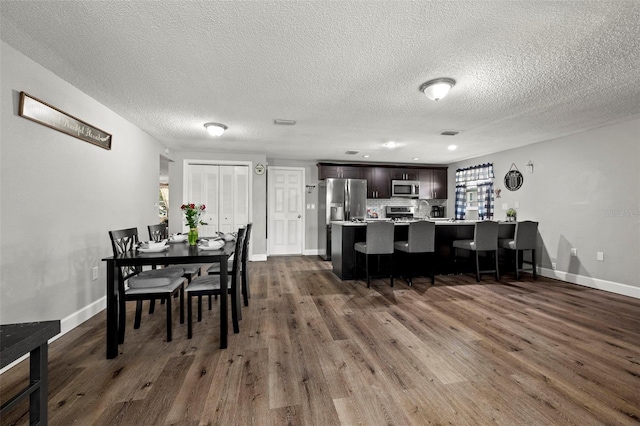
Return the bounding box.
[455,163,494,183]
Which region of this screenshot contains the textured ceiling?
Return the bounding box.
[2,1,639,164]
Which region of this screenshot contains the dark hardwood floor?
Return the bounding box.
[2,256,639,425]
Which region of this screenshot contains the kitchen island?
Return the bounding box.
[331,220,516,280]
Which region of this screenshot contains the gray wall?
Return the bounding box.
[1,42,171,324]
[447,118,640,289]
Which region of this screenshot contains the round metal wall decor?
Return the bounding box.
[504,163,524,191]
[254,163,265,175]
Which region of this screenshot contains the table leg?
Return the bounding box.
[29,342,48,425]
[219,254,228,349]
[106,260,119,359]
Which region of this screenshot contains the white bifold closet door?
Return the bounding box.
[186,164,248,236]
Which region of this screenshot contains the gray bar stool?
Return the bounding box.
[452,221,500,282]
[499,220,538,279]
[394,221,436,286]
[354,221,395,288]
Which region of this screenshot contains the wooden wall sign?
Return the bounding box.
[19,92,112,150]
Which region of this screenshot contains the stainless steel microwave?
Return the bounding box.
[391,180,420,198]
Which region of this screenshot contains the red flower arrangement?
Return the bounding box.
[180,203,208,228]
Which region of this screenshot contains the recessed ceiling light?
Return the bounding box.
[441,130,459,136]
[363,155,370,158]
[412,157,419,161]
[204,122,227,137]
[447,145,458,151]
[383,141,399,149]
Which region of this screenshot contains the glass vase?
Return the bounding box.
[188,227,199,246]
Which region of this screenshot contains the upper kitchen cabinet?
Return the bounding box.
[389,168,419,181]
[317,163,362,180]
[419,168,448,199]
[362,167,390,199]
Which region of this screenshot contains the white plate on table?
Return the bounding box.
[137,245,170,253]
[198,239,225,250]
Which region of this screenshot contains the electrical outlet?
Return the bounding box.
[551,262,557,270]
[514,201,520,209]
[571,248,577,257]
[502,203,508,210]
[597,252,604,261]
[92,267,99,281]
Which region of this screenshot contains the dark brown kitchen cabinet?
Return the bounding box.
[362,167,390,199]
[419,168,448,199]
[390,168,418,181]
[317,164,362,180]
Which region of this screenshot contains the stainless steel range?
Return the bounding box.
[385,205,415,220]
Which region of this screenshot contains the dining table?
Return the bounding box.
[101,239,235,359]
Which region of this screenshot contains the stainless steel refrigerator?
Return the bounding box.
[318,178,367,260]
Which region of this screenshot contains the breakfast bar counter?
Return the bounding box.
[331,220,516,279]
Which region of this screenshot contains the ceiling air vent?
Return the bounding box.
[440,130,459,136]
[345,151,359,155]
[273,119,296,125]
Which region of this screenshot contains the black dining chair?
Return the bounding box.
[186,227,246,338]
[207,223,252,306]
[148,223,168,242]
[354,221,395,288]
[499,220,538,279]
[108,228,185,342]
[394,221,436,286]
[452,221,500,282]
[147,223,204,280]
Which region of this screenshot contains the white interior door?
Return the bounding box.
[187,163,249,236]
[268,167,304,255]
[219,166,235,233]
[186,164,219,235]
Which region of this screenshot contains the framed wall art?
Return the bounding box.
[19,92,112,150]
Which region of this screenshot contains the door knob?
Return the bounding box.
[298,215,302,218]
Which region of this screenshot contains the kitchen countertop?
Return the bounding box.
[331,220,514,226]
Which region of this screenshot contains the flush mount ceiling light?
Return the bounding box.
[447,145,458,151]
[419,78,456,101]
[204,122,227,137]
[383,141,399,149]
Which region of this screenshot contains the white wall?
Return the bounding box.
[0,42,170,325]
[448,118,640,294]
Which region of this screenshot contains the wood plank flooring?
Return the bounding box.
[1,256,639,425]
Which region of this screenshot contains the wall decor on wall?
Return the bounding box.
[18,92,112,150]
[504,163,523,191]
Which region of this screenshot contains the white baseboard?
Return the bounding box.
[250,253,267,262]
[538,268,640,299]
[0,296,106,375]
[304,249,322,256]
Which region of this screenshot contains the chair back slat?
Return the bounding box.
[148,223,168,242]
[408,221,435,252]
[231,228,246,286]
[108,228,141,281]
[241,223,252,262]
[515,221,538,250]
[473,221,499,251]
[365,221,395,254]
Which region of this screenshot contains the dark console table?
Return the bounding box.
[1,320,60,425]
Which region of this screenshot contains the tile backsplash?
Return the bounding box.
[366,198,447,218]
